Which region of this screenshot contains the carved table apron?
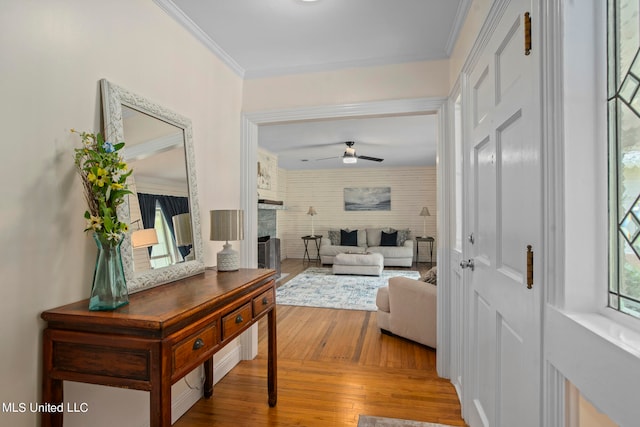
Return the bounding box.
[41,268,277,426]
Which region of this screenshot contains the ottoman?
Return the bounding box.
[332,252,384,276]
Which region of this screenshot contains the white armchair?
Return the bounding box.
[375,276,437,348]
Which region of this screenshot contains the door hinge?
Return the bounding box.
[526,245,533,289]
[524,12,532,56]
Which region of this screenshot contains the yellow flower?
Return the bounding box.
[111,182,124,190]
[94,168,107,187]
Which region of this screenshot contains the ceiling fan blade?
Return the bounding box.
[315,156,340,161]
[357,155,384,162]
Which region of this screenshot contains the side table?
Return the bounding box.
[301,235,322,264]
[416,236,435,264]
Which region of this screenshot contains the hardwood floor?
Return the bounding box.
[174,259,465,427]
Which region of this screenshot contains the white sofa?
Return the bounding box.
[319,228,414,267]
[376,275,437,348]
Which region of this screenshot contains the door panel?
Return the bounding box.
[463,1,541,426]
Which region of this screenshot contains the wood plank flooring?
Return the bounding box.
[174,259,465,427]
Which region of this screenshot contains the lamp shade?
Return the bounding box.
[420,207,431,216]
[131,228,158,248]
[172,213,193,246]
[210,210,244,242]
[307,206,317,216]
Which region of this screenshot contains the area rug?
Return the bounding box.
[276,267,420,311]
[357,415,457,427]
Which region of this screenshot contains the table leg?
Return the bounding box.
[429,241,433,264]
[41,329,63,427]
[267,307,277,407]
[314,240,321,264]
[204,357,214,398]
[302,240,310,263]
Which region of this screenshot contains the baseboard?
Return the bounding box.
[171,385,203,424]
[139,345,243,426]
[213,345,243,383]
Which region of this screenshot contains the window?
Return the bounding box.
[608,0,640,318]
[149,203,183,269]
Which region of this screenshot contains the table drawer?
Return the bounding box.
[253,287,275,318]
[172,321,218,374]
[222,303,252,340]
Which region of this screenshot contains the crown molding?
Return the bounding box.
[445,0,472,55]
[153,0,245,78]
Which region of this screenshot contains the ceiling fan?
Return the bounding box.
[318,141,384,164]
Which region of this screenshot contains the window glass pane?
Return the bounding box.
[609,0,640,318]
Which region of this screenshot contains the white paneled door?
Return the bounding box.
[462,1,542,426]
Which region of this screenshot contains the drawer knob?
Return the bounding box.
[262,297,269,305]
[235,314,244,324]
[192,338,205,350]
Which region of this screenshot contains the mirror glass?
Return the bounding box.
[101,79,204,292]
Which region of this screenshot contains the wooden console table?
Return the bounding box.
[41,268,277,426]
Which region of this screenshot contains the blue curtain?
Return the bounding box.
[137,193,158,256]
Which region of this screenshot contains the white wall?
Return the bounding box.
[279,167,437,261]
[0,1,243,426]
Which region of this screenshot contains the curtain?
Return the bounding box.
[137,193,159,256]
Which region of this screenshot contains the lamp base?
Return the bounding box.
[217,243,239,271]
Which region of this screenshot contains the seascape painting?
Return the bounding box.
[344,187,391,211]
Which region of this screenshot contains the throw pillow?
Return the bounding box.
[328,229,340,245]
[380,230,398,246]
[366,228,382,247]
[397,229,411,246]
[340,229,358,246]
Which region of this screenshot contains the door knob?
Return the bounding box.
[460,259,475,271]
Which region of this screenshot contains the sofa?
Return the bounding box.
[376,272,437,348]
[319,228,414,267]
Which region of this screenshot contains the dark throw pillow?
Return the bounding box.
[340,229,358,246]
[380,230,398,246]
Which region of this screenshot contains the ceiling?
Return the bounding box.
[155,0,470,170]
[259,114,438,170]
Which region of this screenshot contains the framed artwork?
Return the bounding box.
[344,187,391,211]
[257,150,276,190]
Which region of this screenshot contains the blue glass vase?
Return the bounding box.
[89,233,129,311]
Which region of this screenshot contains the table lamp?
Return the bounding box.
[307,206,317,237]
[172,213,194,261]
[210,209,244,271]
[419,207,430,238]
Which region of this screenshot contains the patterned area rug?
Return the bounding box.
[276,267,420,311]
[358,415,457,427]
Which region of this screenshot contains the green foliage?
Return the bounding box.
[72,129,133,243]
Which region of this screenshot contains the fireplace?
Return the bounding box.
[258,236,281,278]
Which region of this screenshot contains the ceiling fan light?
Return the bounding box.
[343,156,357,164]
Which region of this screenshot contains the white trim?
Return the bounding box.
[460,0,510,75]
[445,0,472,55]
[170,383,202,425]
[436,101,450,379]
[540,0,567,423]
[152,0,245,77]
[240,97,447,362]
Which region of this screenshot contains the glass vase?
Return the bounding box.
[89,233,129,311]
